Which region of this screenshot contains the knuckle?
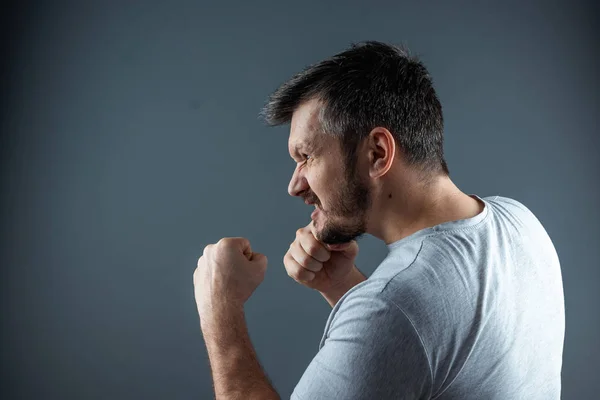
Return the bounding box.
[306,243,319,256]
[285,264,302,281]
[299,253,311,267]
[301,255,320,272]
[298,270,314,283]
[287,269,299,281]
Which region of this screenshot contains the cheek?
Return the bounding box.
[308,161,341,198]
[307,171,331,188]
[306,177,324,202]
[311,177,338,204]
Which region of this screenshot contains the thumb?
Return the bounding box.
[250,252,268,265]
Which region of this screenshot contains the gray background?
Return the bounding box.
[1,0,598,398]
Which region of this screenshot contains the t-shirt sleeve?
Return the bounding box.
[291,285,433,400]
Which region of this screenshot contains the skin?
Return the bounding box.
[288,98,485,246]
[196,97,485,399]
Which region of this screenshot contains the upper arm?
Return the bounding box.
[291,290,432,400]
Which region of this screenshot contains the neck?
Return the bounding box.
[368,173,483,245]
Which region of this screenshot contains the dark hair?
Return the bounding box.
[260,40,449,179]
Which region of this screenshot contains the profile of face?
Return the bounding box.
[288,99,372,245]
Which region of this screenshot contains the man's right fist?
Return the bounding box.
[283,221,359,294]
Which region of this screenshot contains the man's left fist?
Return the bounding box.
[194,237,268,320]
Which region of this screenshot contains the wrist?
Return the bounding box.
[200,301,245,332]
[335,265,366,290]
[321,266,367,307]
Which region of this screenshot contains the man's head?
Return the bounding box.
[260,41,449,245]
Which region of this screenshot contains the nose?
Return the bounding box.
[288,165,309,197]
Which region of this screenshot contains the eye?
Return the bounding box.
[303,154,312,161]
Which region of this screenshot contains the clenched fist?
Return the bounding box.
[283,220,360,295]
[194,237,268,321]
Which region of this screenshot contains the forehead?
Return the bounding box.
[288,99,321,153]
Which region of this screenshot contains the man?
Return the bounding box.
[193,41,565,399]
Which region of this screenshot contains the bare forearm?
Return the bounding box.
[201,307,279,400]
[320,265,367,308]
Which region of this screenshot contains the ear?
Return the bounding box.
[367,127,396,179]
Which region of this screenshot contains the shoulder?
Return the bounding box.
[484,195,537,221]
[483,195,549,240]
[327,278,431,361]
[293,280,434,399]
[316,278,434,397]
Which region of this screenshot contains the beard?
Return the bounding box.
[314,159,372,245]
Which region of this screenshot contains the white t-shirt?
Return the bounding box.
[292,195,565,399]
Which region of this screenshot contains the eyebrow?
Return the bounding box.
[290,142,313,160]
